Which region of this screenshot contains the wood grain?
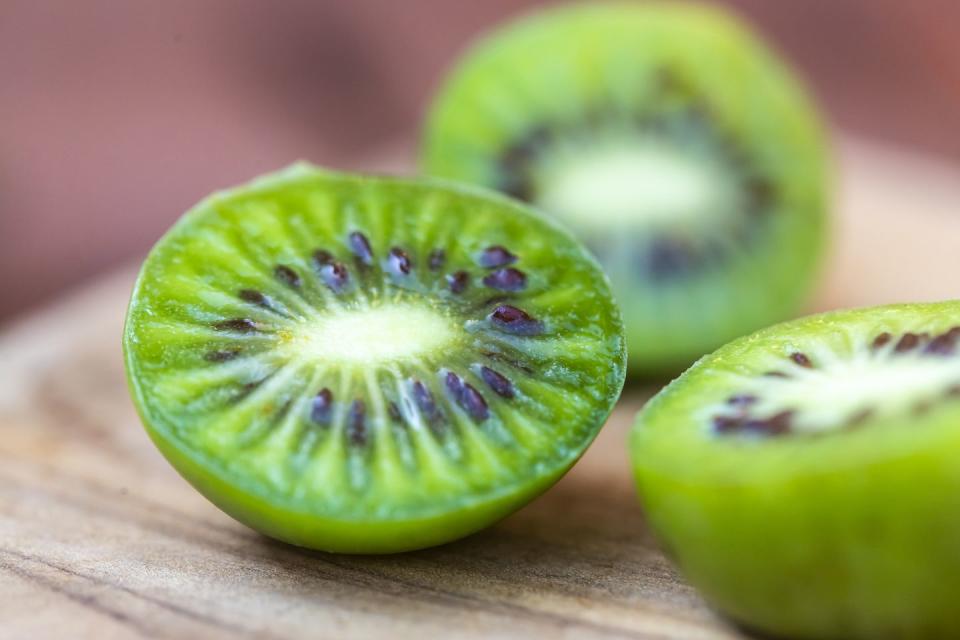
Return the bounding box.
[1,137,958,639]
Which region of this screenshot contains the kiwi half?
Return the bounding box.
[630,301,960,639]
[421,2,829,375]
[123,164,625,553]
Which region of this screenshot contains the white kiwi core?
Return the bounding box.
[296,303,459,367]
[533,142,735,230]
[711,346,960,436]
[772,357,960,433]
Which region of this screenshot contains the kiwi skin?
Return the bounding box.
[123,164,626,554]
[630,301,960,639]
[136,418,570,553]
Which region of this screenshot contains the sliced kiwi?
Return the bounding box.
[630,301,960,639]
[421,2,829,375]
[123,163,625,553]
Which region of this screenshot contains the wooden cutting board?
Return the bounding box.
[1,137,958,640]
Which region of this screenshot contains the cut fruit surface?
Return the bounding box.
[422,2,829,375]
[631,301,960,639]
[123,164,625,553]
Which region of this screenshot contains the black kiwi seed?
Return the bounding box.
[763,371,790,379]
[847,407,874,428]
[311,388,333,425]
[445,371,464,401]
[213,318,258,333]
[480,366,514,399]
[894,333,922,353]
[712,415,742,433]
[446,372,488,422]
[478,245,517,268]
[924,327,960,356]
[716,410,794,437]
[744,410,794,436]
[234,379,264,402]
[411,379,439,422]
[745,176,777,212]
[646,237,698,280]
[500,135,541,175]
[388,401,403,423]
[319,261,349,293]
[312,249,334,266]
[727,394,757,406]
[349,231,374,266]
[502,126,550,171]
[499,145,534,173]
[500,174,533,202]
[347,400,367,446]
[447,271,469,294]
[459,383,490,422]
[790,352,813,368]
[239,288,270,307]
[913,400,934,417]
[204,349,240,363]
[872,332,892,350]
[489,305,544,336]
[428,249,446,271]
[274,264,301,288]
[482,267,527,292]
[388,247,412,275]
[653,66,681,93]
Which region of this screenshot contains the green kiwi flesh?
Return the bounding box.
[421,2,829,376]
[123,164,625,553]
[631,301,960,639]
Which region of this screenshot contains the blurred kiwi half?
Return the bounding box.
[422,2,830,376]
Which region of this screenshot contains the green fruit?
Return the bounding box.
[630,301,960,639]
[421,2,829,376]
[123,163,625,553]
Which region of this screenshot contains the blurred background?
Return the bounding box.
[2,0,959,322]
